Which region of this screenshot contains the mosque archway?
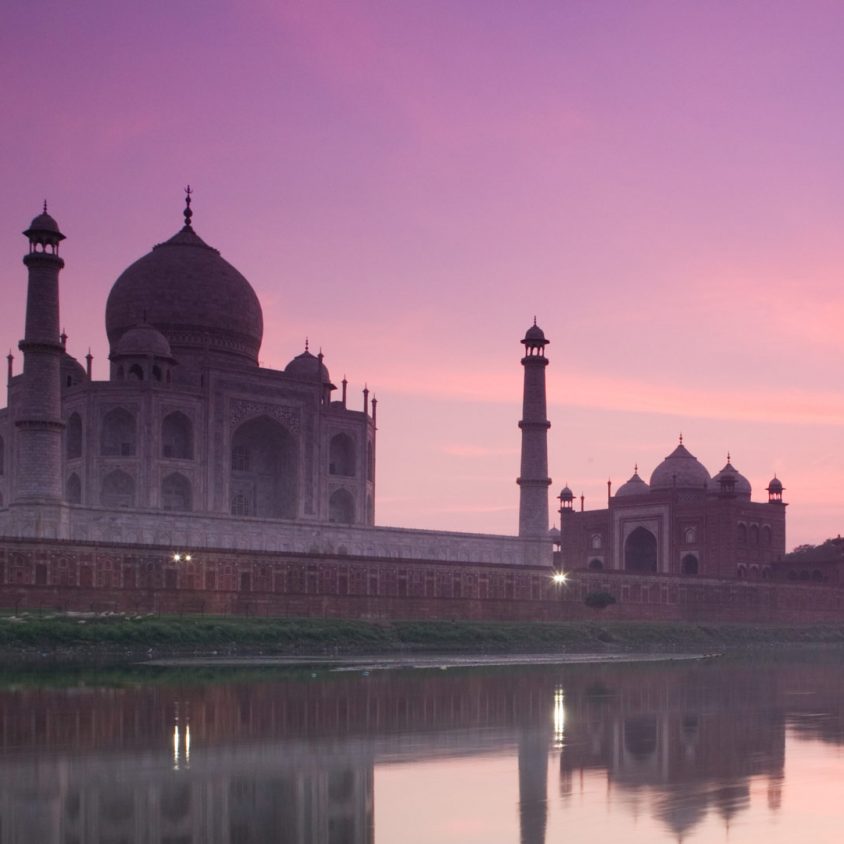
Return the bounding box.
[230,416,297,519]
[681,553,699,575]
[624,527,657,573]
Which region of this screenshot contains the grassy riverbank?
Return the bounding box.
[3,611,844,666]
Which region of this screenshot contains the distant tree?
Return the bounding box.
[785,537,844,562]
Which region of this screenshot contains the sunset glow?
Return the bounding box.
[4,1,844,547]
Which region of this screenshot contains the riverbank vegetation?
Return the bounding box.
[3,611,844,666]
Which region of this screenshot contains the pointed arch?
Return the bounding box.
[162,411,193,459]
[230,416,298,518]
[66,412,82,459]
[101,470,135,508]
[681,553,699,575]
[624,527,657,573]
[66,473,82,504]
[161,472,192,512]
[101,408,136,456]
[329,489,355,524]
[329,433,356,476]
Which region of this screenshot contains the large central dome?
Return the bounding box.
[105,226,263,365]
[649,442,711,491]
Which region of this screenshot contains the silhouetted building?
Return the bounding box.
[556,441,787,579]
[0,199,547,566]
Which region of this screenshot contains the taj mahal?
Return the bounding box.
[0,194,789,592]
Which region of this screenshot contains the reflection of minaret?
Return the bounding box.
[517,320,551,562]
[518,730,548,844]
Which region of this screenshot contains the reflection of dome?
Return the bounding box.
[105,227,263,365]
[111,324,174,360]
[711,460,751,498]
[284,349,331,383]
[615,470,650,498]
[649,442,711,491]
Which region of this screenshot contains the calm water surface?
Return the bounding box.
[1,654,844,843]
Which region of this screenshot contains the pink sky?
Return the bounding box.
[3,1,844,548]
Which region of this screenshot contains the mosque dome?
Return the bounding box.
[111,323,174,360]
[767,476,783,493]
[284,348,331,384]
[710,459,752,498]
[615,470,650,498]
[649,442,711,491]
[559,485,574,502]
[105,217,263,366]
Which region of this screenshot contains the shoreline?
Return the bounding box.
[143,651,721,671]
[3,613,844,670]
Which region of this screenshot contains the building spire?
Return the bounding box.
[517,320,551,558]
[43,199,48,214]
[183,185,193,231]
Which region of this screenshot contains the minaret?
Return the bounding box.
[517,320,551,546]
[15,204,66,502]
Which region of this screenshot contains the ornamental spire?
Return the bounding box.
[183,185,193,231]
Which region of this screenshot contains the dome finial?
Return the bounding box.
[679,432,683,444]
[183,185,193,230]
[304,337,309,352]
[634,462,638,473]
[727,451,731,464]
[43,199,48,214]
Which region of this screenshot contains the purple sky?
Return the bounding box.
[3,1,844,547]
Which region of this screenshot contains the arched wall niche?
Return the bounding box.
[329,488,355,524]
[230,416,298,518]
[101,408,136,457]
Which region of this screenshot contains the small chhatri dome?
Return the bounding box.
[559,485,574,501]
[24,201,65,244]
[284,346,331,384]
[105,190,263,366]
[522,317,548,346]
[649,439,711,491]
[615,469,650,498]
[61,352,87,386]
[767,476,783,493]
[711,457,752,498]
[111,323,174,360]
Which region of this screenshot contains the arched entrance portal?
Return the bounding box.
[230,416,298,519]
[625,527,657,573]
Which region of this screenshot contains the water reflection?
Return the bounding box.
[0,657,842,842]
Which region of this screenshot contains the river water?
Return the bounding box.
[1,653,843,843]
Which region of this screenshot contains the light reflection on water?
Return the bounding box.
[0,656,843,842]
